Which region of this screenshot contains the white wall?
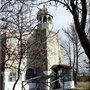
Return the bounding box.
[47,30,62,70]
[4,70,26,90]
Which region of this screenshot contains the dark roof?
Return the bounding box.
[51,64,73,70]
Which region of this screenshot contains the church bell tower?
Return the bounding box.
[37,5,53,30]
[26,5,62,90]
[27,5,62,71]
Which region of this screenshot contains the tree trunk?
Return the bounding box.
[71,0,90,60]
[76,28,90,60]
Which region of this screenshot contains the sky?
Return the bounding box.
[49,5,73,31]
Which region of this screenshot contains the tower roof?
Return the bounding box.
[37,5,53,17]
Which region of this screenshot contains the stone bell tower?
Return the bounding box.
[27,5,62,75]
[37,5,53,30]
[26,5,62,90]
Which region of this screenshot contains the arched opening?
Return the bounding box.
[26,68,35,80]
[43,16,47,23]
[48,17,51,21]
[48,16,52,24]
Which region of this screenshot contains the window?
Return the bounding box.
[9,71,17,82]
[48,16,52,24]
[26,68,35,80]
[43,16,47,22]
[48,17,51,21]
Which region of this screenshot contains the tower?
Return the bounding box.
[26,5,62,90]
[37,5,53,30]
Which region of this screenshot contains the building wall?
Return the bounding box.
[46,30,62,70]
[27,29,62,71]
[27,30,47,70]
[0,31,30,90]
[5,31,29,70]
[0,28,63,90]
[4,70,26,90]
[26,29,62,90]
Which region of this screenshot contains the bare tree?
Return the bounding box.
[0,0,37,90]
[0,1,62,89]
[61,24,89,84]
[34,0,90,60]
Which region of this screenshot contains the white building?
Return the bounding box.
[26,5,62,90]
[1,32,28,90]
[0,30,30,90]
[0,5,63,90]
[27,5,62,71]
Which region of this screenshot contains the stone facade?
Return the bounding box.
[0,31,30,90]
[0,5,63,90]
[27,29,62,71]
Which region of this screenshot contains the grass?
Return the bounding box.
[74,81,90,90]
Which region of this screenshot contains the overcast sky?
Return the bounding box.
[49,5,73,31]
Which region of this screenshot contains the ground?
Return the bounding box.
[74,81,90,90]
